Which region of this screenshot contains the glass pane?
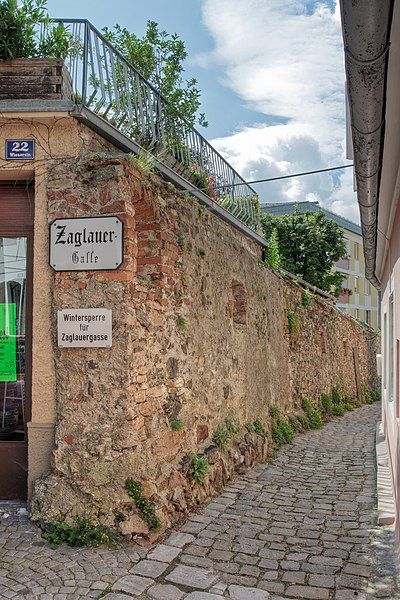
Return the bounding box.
[0,238,27,441]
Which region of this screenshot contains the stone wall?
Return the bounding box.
[30,147,378,540]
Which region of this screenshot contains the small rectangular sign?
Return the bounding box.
[50,216,123,271]
[57,308,112,348]
[5,139,35,160]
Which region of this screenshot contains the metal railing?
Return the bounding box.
[45,19,260,230]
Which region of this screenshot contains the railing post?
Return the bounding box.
[81,21,90,105]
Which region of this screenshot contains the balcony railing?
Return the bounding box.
[46,19,260,230]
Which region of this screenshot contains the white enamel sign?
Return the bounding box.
[57,308,112,348]
[50,216,123,271]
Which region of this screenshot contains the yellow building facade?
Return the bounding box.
[336,231,379,329]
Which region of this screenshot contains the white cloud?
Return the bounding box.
[200,0,359,223]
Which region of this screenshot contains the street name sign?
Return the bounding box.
[57,308,112,348]
[50,216,123,271]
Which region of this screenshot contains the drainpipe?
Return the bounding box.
[339,0,394,290]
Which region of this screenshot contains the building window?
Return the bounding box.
[356,308,360,320]
[354,276,359,293]
[365,279,370,295]
[366,310,371,325]
[354,242,360,261]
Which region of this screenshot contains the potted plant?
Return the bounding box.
[0,0,73,100]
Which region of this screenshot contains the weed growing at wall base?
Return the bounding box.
[188,453,209,484]
[271,417,295,448]
[212,417,239,449]
[42,518,122,549]
[247,419,266,436]
[124,478,161,531]
[302,398,323,429]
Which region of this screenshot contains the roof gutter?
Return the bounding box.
[340,0,395,290]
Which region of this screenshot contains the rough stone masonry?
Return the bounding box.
[25,120,377,539]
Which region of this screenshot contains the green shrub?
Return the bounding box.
[296,414,311,431]
[212,425,231,449]
[225,417,239,435]
[0,0,72,61]
[288,414,300,431]
[365,387,381,404]
[269,406,280,418]
[371,388,381,402]
[124,479,161,530]
[253,419,266,436]
[287,309,299,334]
[212,417,239,450]
[300,289,313,308]
[302,398,323,429]
[331,386,341,405]
[271,418,295,447]
[265,228,281,269]
[307,410,323,429]
[188,453,209,484]
[331,405,345,417]
[128,150,155,176]
[170,419,184,431]
[343,394,353,411]
[321,393,333,416]
[246,420,267,436]
[42,518,122,550]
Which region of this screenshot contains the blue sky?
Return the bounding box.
[46,0,358,222]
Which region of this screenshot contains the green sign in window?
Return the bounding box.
[0,303,17,382]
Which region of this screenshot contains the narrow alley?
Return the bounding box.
[0,403,397,600]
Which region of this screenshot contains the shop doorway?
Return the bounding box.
[0,184,33,499]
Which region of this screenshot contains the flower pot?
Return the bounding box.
[0,57,72,101]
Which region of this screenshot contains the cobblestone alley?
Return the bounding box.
[0,403,398,600]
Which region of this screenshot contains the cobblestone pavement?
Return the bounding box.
[1,403,399,600]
